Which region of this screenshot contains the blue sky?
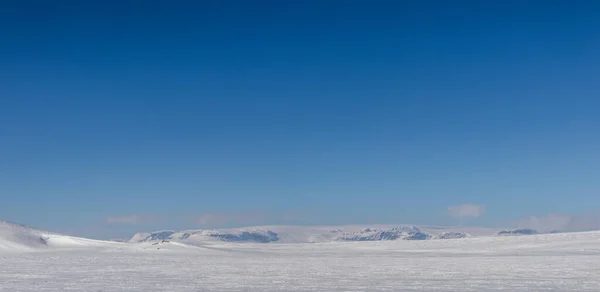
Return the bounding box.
[1,1,599,239]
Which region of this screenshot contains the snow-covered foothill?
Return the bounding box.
[0,222,48,251]
[0,221,123,252]
[130,229,279,244]
[334,226,432,241]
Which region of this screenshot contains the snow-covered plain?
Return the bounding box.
[1,222,600,291]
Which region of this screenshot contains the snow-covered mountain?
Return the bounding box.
[129,225,492,244]
[1,220,504,252]
[129,225,502,244]
[130,228,280,244]
[130,230,177,242]
[333,226,432,241]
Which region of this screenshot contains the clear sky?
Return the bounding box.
[1,1,599,239]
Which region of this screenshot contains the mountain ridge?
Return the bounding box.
[129,224,502,244]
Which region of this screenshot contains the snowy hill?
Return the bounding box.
[130,230,177,242]
[130,225,492,244]
[0,222,49,251]
[130,228,280,244]
[2,220,503,252]
[0,221,122,252]
[334,226,432,241]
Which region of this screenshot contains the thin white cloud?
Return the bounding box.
[448,204,486,218]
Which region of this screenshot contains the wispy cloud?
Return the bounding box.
[106,215,159,225]
[517,210,600,233]
[448,203,486,218]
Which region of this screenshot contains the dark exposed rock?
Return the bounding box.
[497,229,538,236]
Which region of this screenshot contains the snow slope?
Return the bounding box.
[1,228,600,291]
[0,222,48,251]
[0,221,122,252]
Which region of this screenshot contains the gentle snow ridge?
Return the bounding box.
[0,222,48,251]
[0,221,122,252]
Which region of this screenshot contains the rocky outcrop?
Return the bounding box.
[437,232,468,239]
[497,229,538,236]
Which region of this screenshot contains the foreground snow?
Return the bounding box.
[1,227,600,291]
